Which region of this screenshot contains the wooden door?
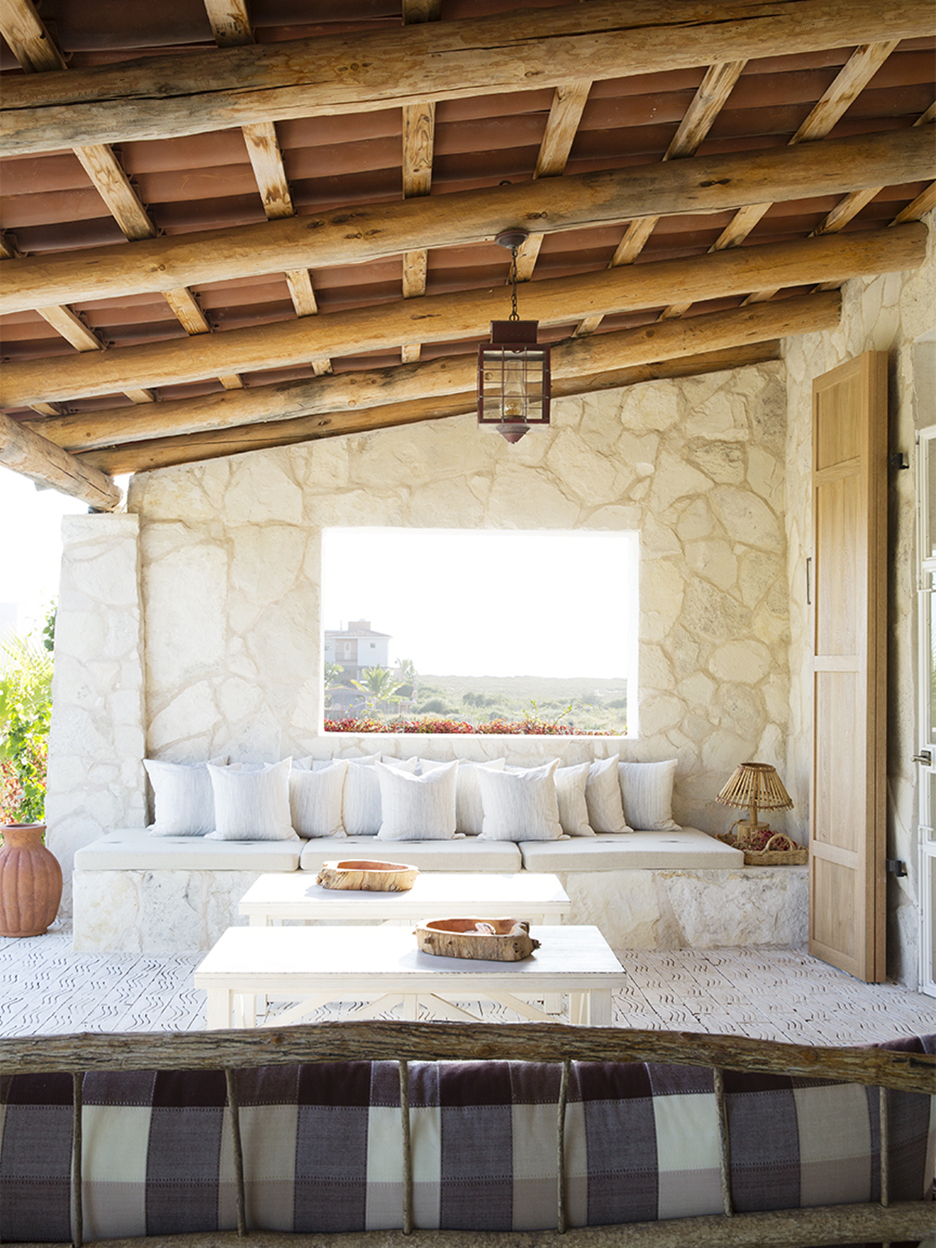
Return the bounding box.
[809,351,887,981]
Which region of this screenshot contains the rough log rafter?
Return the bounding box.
[2,127,930,319]
[78,342,784,477]
[0,225,923,410]
[37,294,840,453]
[1,0,932,157]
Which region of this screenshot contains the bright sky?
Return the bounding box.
[0,466,87,640]
[323,527,637,679]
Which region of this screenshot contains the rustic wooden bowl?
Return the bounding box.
[316,859,419,892]
[415,917,540,961]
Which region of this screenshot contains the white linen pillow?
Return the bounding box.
[454,759,507,834]
[289,758,348,839]
[418,757,508,833]
[618,759,679,831]
[206,758,298,842]
[375,761,458,841]
[144,755,228,837]
[555,761,595,836]
[477,760,563,842]
[585,756,631,833]
[343,755,418,835]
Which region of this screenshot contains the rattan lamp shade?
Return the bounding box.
[716,762,793,846]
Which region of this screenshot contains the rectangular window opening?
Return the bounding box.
[322,528,638,737]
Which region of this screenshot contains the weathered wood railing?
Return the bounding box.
[1,1021,933,1248]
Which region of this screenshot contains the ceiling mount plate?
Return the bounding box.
[495,230,529,250]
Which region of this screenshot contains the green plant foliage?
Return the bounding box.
[351,665,404,713]
[0,625,54,824]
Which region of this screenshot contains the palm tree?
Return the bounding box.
[351,666,404,717]
[323,661,345,711]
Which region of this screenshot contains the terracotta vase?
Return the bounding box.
[0,823,63,938]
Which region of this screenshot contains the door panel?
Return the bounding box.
[809,352,887,982]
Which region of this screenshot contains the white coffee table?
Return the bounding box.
[194,925,624,1029]
[238,871,571,926]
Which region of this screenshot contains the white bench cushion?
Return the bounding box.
[299,835,523,873]
[74,829,301,872]
[518,828,744,871]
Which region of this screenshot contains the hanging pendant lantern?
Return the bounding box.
[478,230,551,443]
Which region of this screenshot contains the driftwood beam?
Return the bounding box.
[76,342,783,475]
[41,294,839,452]
[1,226,923,408]
[1,0,932,156]
[1,127,931,317]
[0,409,120,508]
[0,1021,931,1092]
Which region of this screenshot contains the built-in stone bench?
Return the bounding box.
[72,828,807,954]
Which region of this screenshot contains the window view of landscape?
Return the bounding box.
[322,529,637,735]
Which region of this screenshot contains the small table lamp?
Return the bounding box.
[716,762,793,848]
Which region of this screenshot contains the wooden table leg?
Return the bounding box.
[584,990,611,1026]
[206,988,233,1029]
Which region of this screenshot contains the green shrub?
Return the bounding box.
[0,624,53,824]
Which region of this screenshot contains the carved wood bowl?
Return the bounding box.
[415,917,540,961]
[315,859,419,892]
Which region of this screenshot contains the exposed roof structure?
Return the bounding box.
[0,0,933,510]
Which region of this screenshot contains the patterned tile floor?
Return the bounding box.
[2,928,935,1044]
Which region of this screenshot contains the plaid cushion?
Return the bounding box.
[1,1039,933,1240]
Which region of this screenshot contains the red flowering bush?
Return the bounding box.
[323,716,604,736]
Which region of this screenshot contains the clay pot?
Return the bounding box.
[0,823,63,937]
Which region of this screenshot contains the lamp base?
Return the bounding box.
[734,820,770,849]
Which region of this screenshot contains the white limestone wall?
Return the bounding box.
[44,513,147,921]
[783,210,936,985]
[126,360,790,839]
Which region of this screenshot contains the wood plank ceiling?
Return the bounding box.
[0,0,933,509]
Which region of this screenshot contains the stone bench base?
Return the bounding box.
[72,862,808,954]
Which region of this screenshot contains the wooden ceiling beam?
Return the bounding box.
[575,57,745,337]
[0,0,65,72]
[3,126,930,319]
[514,78,592,282]
[203,0,253,47]
[1,0,242,394]
[1,226,922,411]
[0,410,120,510]
[77,341,782,478]
[38,293,839,452]
[665,39,900,317]
[399,0,441,363]
[3,0,932,157]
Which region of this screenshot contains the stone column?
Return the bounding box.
[45,513,146,920]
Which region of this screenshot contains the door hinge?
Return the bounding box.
[886,859,908,877]
[913,750,932,765]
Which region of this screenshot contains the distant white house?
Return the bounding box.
[323,620,391,681]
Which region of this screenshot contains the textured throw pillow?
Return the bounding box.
[555,762,596,836]
[618,759,679,831]
[289,758,348,839]
[144,755,228,837]
[477,760,563,842]
[206,758,298,842]
[454,759,507,834]
[376,761,458,841]
[585,755,631,833]
[343,755,418,835]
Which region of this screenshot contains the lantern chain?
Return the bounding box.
[508,244,520,322]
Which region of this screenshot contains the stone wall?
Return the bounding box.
[783,210,936,985]
[45,514,146,920]
[122,360,790,839]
